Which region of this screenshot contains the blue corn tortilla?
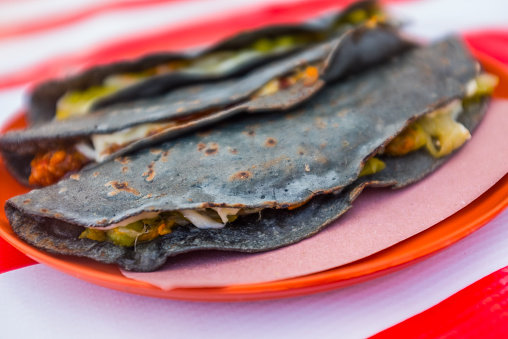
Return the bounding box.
[0,23,412,187]
[5,37,488,271]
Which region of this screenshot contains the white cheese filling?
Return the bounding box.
[180,210,224,229]
[90,122,174,162]
[88,208,245,230]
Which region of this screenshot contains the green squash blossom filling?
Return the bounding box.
[32,61,321,173]
[359,157,386,177]
[384,73,498,158]
[56,6,385,121]
[79,208,259,247]
[79,73,497,247]
[30,63,323,188]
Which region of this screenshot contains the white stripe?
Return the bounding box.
[1,209,507,338]
[389,0,508,40]
[0,0,299,77]
[0,86,26,127]
[2,0,508,80]
[0,0,117,27]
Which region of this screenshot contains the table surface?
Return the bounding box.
[1,0,508,338]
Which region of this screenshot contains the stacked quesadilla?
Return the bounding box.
[1,1,497,271]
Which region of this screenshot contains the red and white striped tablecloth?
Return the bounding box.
[1,1,508,338]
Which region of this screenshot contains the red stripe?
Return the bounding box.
[465,30,508,66]
[0,236,36,274]
[0,0,408,90]
[0,0,409,39]
[369,268,508,339]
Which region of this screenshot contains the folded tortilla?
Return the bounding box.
[5,37,491,271]
[0,23,412,187]
[27,0,385,126]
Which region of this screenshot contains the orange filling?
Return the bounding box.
[303,66,319,86]
[385,124,427,156]
[29,148,89,187]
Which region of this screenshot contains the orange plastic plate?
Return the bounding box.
[0,50,507,302]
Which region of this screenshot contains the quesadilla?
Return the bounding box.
[1,23,412,187]
[28,0,386,126]
[5,37,496,271]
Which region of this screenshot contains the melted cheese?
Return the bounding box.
[88,212,160,230]
[91,122,173,162]
[181,210,225,229]
[74,142,96,160]
[213,207,241,223]
[86,208,244,231]
[466,73,499,98]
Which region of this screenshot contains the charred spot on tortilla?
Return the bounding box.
[142,163,156,182]
[204,143,219,156]
[105,181,141,197]
[115,157,130,165]
[160,150,170,162]
[265,137,278,147]
[231,171,253,180]
[197,143,206,151]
